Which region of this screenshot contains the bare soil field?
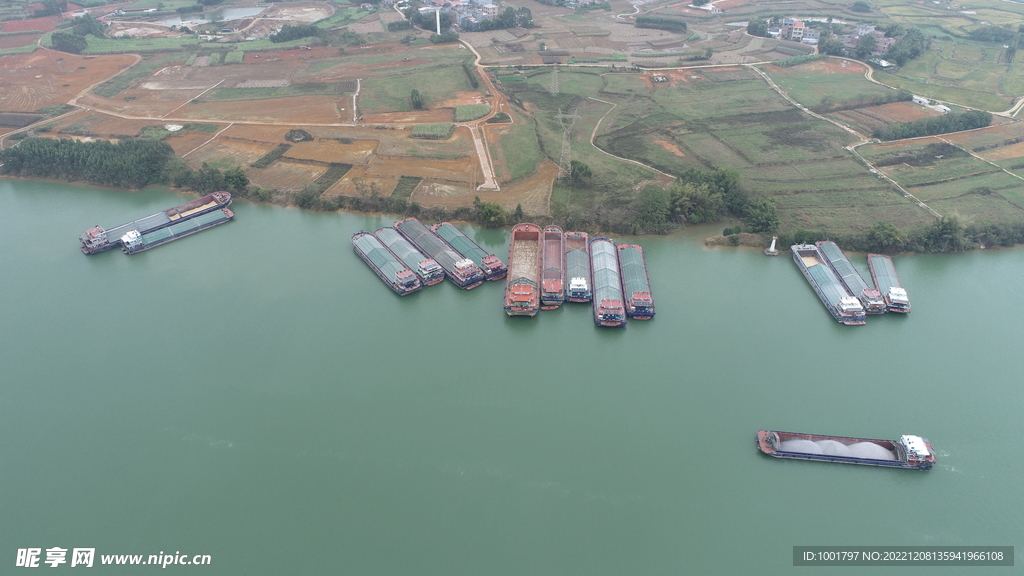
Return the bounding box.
[183,138,277,168]
[247,160,327,190]
[179,95,346,123]
[322,165,398,198]
[107,22,181,38]
[799,59,866,75]
[653,139,685,157]
[242,46,337,64]
[0,33,39,49]
[284,139,378,164]
[0,51,137,111]
[361,109,453,124]
[218,124,290,143]
[57,113,155,137]
[941,123,1024,148]
[164,130,221,156]
[412,159,557,214]
[981,141,1024,161]
[0,13,62,33]
[366,155,479,183]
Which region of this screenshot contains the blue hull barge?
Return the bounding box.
[352,232,422,296]
[617,243,654,320]
[817,241,885,314]
[430,222,507,281]
[589,238,626,327]
[80,191,231,254]
[374,227,444,286]
[540,225,565,309]
[791,244,865,325]
[395,218,484,289]
[868,253,911,313]
[563,231,591,302]
[121,208,234,254]
[757,430,935,470]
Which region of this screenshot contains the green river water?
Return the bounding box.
[1,180,1021,574]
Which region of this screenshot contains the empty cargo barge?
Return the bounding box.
[504,223,541,316]
[868,253,910,313]
[791,244,865,325]
[757,430,935,469]
[352,232,422,295]
[590,238,626,327]
[395,218,484,289]
[80,191,231,254]
[817,241,885,314]
[374,227,444,286]
[121,208,234,254]
[617,244,654,320]
[431,222,507,281]
[540,225,565,309]
[563,231,591,302]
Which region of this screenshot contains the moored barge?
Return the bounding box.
[80,191,231,254]
[589,238,626,327]
[868,253,910,313]
[757,430,935,469]
[395,218,484,289]
[791,244,865,325]
[374,227,444,286]
[817,241,885,314]
[430,222,507,281]
[540,225,565,309]
[504,223,541,316]
[617,243,654,319]
[121,208,234,254]
[563,231,591,302]
[351,232,422,295]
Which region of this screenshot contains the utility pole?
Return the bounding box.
[554,108,580,179]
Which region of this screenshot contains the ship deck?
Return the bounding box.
[869,254,901,292]
[353,233,409,283]
[434,223,489,265]
[396,220,464,272]
[169,199,219,221]
[591,240,622,303]
[376,227,429,271]
[819,242,872,295]
[618,246,651,295]
[509,237,539,284]
[139,209,228,245]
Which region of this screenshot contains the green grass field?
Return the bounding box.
[490,109,544,182]
[360,51,481,113]
[205,82,349,102]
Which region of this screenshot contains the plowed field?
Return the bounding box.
[284,139,378,164]
[0,52,137,111]
[248,160,327,190]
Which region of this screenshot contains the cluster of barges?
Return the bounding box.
[503,224,655,327]
[80,192,234,255]
[791,242,910,324]
[351,218,505,296]
[352,220,655,326]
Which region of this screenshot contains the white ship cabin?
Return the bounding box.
[120,229,143,251]
[454,258,475,271]
[837,296,864,313]
[569,277,589,294]
[899,435,932,461]
[889,287,909,304]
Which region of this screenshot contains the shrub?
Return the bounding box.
[410,123,455,139]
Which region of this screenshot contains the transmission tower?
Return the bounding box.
[554,109,580,179]
[549,65,559,95]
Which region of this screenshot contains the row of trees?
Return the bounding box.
[635,14,687,33]
[0,137,250,195]
[475,7,533,31]
[52,14,107,54]
[873,110,992,140]
[269,24,326,43]
[776,213,1024,254]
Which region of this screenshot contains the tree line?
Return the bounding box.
[872,109,992,140]
[0,137,248,195]
[635,15,687,33]
[270,24,326,43]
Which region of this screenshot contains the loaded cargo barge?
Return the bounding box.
[590,238,626,327]
[817,241,885,314]
[121,208,234,254]
[791,244,865,325]
[80,191,231,254]
[504,223,541,316]
[617,244,654,320]
[431,222,507,281]
[374,227,444,286]
[868,253,911,313]
[351,232,422,295]
[540,225,565,309]
[563,231,591,302]
[757,430,935,469]
[395,218,484,289]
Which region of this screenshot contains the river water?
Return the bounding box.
[1,181,1021,574]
